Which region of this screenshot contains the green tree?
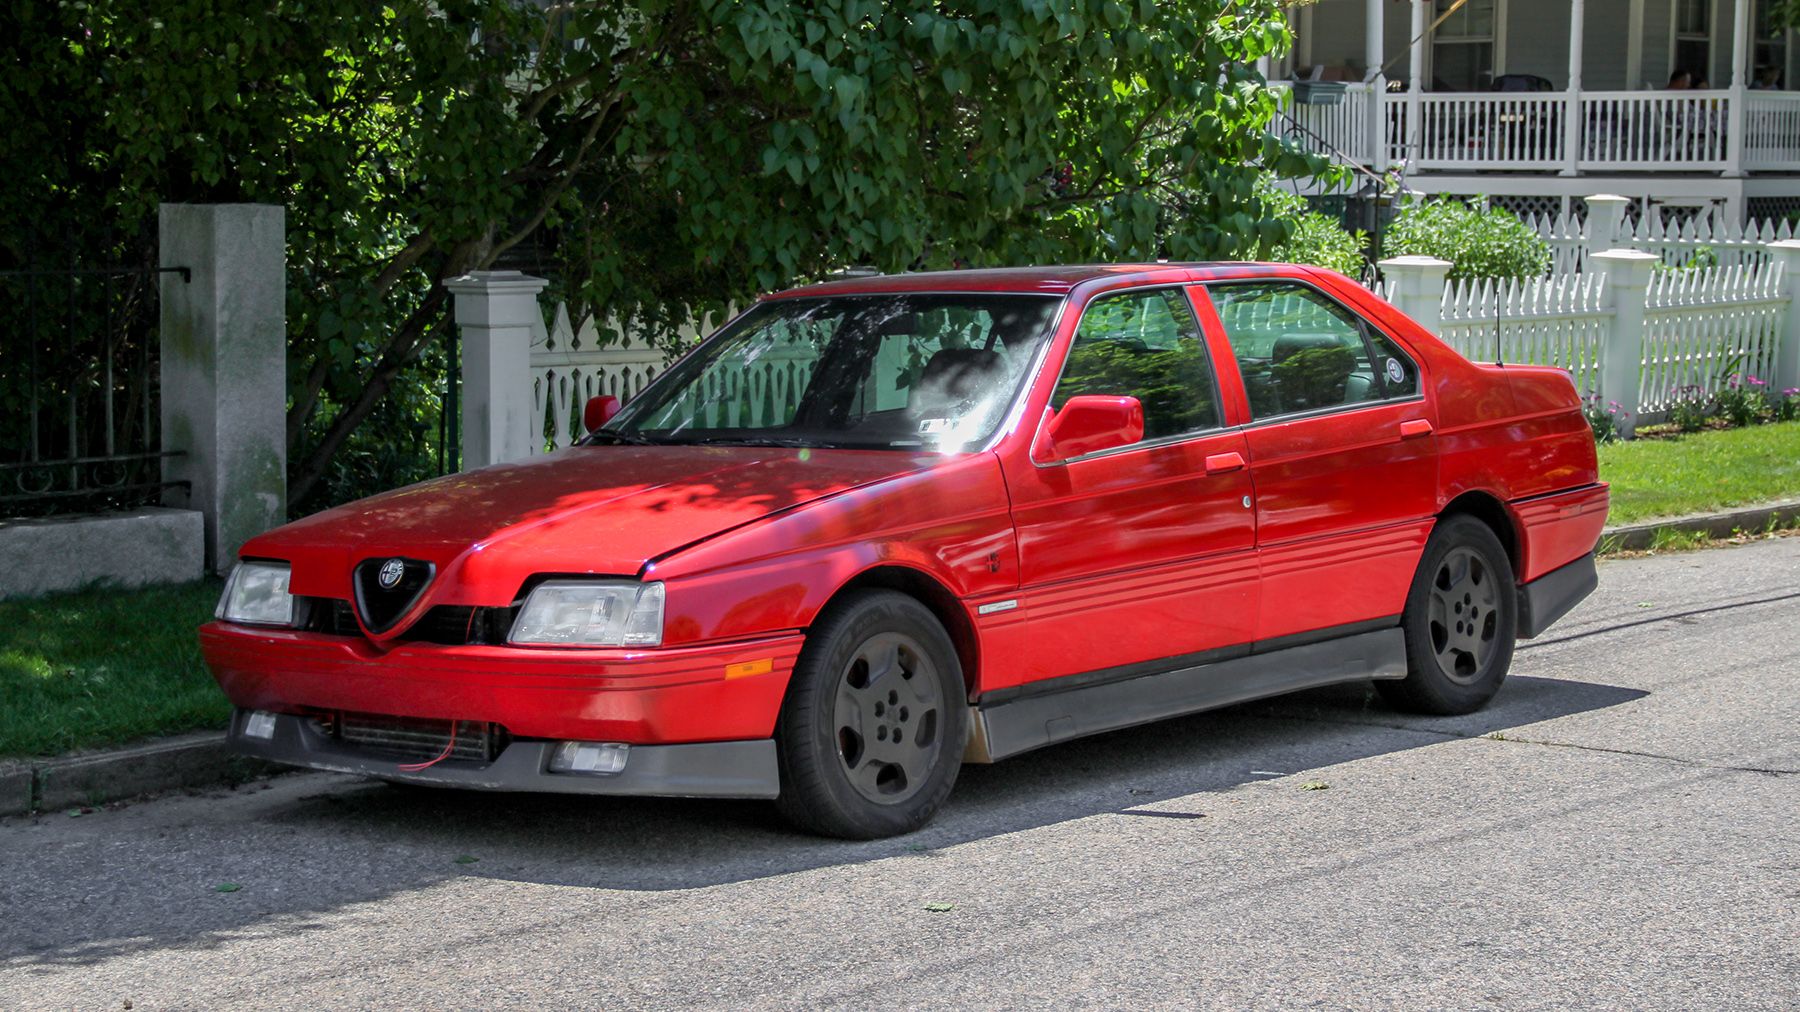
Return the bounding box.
[7,0,1326,510]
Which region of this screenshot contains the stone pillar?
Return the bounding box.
[1591,249,1660,437]
[1378,255,1452,335]
[158,203,287,573]
[1763,239,1800,393]
[444,270,549,470]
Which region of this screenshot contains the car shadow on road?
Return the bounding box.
[0,673,1646,971]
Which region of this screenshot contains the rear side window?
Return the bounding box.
[1208,282,1410,419]
[1052,288,1222,441]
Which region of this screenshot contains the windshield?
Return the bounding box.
[599,293,1060,450]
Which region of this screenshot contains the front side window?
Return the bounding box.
[604,294,1058,450]
[1051,287,1221,442]
[1209,282,1411,420]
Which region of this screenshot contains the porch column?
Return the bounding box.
[1405,0,1427,167]
[1366,0,1387,172]
[1559,0,1586,177]
[1298,2,1314,71]
[1726,0,1751,176]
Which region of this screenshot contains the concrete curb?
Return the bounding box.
[1600,498,1800,553]
[0,732,281,818]
[3,497,1796,817]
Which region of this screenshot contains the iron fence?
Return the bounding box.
[0,240,190,519]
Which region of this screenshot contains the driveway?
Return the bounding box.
[2,538,1796,1009]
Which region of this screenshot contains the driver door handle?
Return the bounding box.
[1204,452,1246,474]
[1400,419,1434,439]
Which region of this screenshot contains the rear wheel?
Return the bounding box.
[774,591,966,839]
[1378,515,1518,715]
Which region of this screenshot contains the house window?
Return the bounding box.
[1674,0,1711,84]
[1754,1,1787,88]
[1433,0,1497,91]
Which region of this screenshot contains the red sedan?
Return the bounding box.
[203,263,1607,838]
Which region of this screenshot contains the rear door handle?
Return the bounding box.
[1204,451,1246,474]
[1400,419,1434,439]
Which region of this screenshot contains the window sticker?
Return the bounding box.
[1386,357,1406,386]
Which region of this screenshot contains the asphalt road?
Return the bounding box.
[3,538,1797,1010]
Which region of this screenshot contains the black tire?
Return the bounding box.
[774,590,967,839]
[1378,514,1518,716]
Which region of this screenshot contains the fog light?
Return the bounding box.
[548,741,629,775]
[243,710,279,740]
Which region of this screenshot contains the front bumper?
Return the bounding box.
[227,709,781,798]
[200,622,804,744]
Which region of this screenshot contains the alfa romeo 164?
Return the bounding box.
[203,263,1606,838]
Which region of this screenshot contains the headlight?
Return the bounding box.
[217,561,296,626]
[509,580,664,647]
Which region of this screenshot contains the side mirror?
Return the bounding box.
[583,395,621,433]
[1033,395,1144,461]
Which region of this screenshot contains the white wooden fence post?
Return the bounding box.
[1590,249,1659,437]
[1584,194,1632,263]
[1763,239,1800,393]
[1377,255,1452,335]
[444,270,549,470]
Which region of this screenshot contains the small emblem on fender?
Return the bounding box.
[377,558,406,590]
[977,599,1018,616]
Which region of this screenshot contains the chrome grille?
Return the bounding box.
[332,712,498,763]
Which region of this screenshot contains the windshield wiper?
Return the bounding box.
[682,436,857,449]
[584,429,659,446]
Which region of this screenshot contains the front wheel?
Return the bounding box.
[774,591,967,839]
[1378,515,1518,715]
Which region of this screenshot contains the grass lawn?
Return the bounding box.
[0,578,229,759]
[1599,420,1800,525]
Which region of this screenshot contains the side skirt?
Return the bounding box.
[971,627,1407,763]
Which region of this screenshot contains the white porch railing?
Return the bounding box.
[1273,82,1375,166]
[1743,90,1800,171]
[1286,82,1800,176]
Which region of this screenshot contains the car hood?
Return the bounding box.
[248,445,942,604]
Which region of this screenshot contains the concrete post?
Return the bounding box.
[158,203,287,573]
[1763,239,1800,394]
[444,270,549,470]
[1590,249,1660,437]
[1377,255,1452,335]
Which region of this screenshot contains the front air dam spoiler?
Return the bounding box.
[226,709,781,799]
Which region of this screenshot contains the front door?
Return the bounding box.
[999,286,1258,691]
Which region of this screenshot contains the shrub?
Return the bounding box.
[1668,386,1715,432]
[1253,184,1367,276]
[1711,374,1770,428]
[1584,395,1628,443]
[1775,387,1800,422]
[1383,198,1551,281]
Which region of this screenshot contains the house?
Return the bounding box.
[1271,0,1800,222]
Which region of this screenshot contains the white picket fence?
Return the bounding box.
[1525,203,1800,274]
[1383,243,1800,434]
[1435,274,1613,396]
[1640,264,1790,413]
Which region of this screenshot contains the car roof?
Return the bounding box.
[765,262,1310,299]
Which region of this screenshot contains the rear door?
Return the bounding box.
[1198,279,1438,643]
[999,286,1257,690]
